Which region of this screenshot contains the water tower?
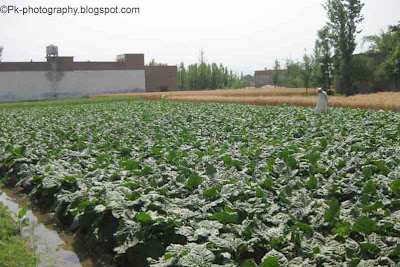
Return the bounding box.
[45,45,60,92]
[46,44,58,58]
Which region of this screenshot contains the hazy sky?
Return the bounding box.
[1,0,399,74]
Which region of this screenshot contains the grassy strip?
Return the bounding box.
[0,202,38,267]
[0,96,139,109]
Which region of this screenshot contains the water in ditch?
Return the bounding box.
[0,187,94,267]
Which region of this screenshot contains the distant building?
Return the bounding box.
[254,69,286,88]
[254,70,273,88]
[0,45,177,102]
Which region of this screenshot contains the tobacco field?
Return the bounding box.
[1,100,400,266]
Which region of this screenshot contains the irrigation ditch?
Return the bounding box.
[0,185,97,267]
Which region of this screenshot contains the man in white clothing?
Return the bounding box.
[316,87,328,113]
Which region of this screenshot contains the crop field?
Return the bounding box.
[94,87,319,98]
[93,88,400,111]
[1,99,400,266]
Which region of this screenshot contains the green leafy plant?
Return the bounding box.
[352,216,378,235]
[324,198,340,224]
[1,99,400,266]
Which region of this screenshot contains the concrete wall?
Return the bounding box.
[145,66,177,92]
[0,52,179,102]
[0,70,145,102]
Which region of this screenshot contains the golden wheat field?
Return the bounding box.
[91,87,400,111]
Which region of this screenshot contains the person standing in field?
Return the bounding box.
[316,87,328,113]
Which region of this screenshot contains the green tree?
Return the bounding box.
[223,66,229,88]
[314,26,334,92]
[188,64,199,90]
[363,22,400,56]
[148,59,167,66]
[387,45,400,90]
[218,64,226,88]
[242,74,254,87]
[198,62,210,90]
[363,31,396,55]
[350,55,377,92]
[363,22,400,90]
[324,0,365,95]
[301,53,314,94]
[285,58,302,88]
[283,55,315,91]
[177,62,188,90]
[210,63,219,89]
[175,52,248,91]
[272,59,281,87]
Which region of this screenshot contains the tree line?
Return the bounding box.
[363,23,400,91]
[177,61,250,91]
[149,51,251,91]
[272,0,400,95]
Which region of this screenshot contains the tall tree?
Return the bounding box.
[272,59,281,87]
[242,74,254,87]
[390,46,400,90]
[177,62,187,90]
[223,66,229,88]
[301,53,314,94]
[350,55,376,91]
[285,58,302,88]
[0,46,3,62]
[218,64,226,88]
[210,63,219,89]
[188,64,199,90]
[324,0,364,95]
[314,26,334,92]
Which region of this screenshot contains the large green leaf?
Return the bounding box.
[136,212,152,224]
[352,216,378,235]
[212,212,239,224]
[185,173,203,190]
[324,198,340,223]
[390,180,400,194]
[260,257,280,267]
